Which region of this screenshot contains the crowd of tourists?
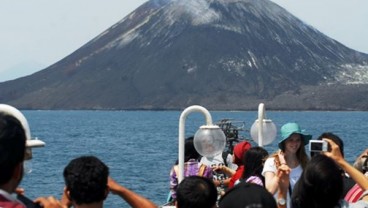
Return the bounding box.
[166,122,368,208]
[1,104,368,208]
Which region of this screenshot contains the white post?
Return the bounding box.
[258,103,265,147]
[178,105,213,183]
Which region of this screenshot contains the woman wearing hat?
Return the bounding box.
[262,122,311,208]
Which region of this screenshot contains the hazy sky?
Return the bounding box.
[1,0,367,82]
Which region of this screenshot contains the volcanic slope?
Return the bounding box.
[1,0,368,110]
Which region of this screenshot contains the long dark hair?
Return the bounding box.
[292,154,343,208]
[175,136,200,165]
[241,146,269,186]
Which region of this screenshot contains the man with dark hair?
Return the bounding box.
[63,156,109,206]
[176,176,217,208]
[61,155,157,208]
[0,112,27,207]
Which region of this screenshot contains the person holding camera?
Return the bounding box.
[291,138,368,208]
[262,122,311,208]
[311,132,355,198]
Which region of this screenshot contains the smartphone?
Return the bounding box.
[16,194,43,208]
[309,140,328,152]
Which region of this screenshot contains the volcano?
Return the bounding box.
[1,0,368,110]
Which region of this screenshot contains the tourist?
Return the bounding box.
[200,149,237,192]
[169,137,212,202]
[292,139,368,208]
[58,155,157,208]
[218,182,277,208]
[262,122,311,207]
[175,176,217,208]
[312,132,355,197]
[240,146,269,187]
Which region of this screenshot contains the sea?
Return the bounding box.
[19,110,368,207]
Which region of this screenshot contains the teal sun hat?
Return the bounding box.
[278,122,312,149]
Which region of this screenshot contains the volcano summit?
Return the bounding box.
[1,0,368,110]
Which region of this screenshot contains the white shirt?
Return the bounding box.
[200,153,238,170]
[262,157,303,208]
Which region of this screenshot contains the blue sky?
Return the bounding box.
[0,0,367,82]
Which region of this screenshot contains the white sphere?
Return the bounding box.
[250,119,277,146]
[194,126,226,158]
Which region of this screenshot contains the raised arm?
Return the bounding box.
[108,177,157,208]
[277,164,290,208]
[323,139,368,191]
[263,157,281,194]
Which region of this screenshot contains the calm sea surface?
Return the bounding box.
[20,110,368,207]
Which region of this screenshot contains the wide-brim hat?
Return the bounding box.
[278,122,312,149]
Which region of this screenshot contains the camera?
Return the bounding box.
[17,194,43,208]
[309,140,328,152]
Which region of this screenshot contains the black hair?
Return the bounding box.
[63,156,109,205]
[316,132,344,157]
[176,176,217,208]
[219,182,277,208]
[184,137,200,162]
[292,154,343,208]
[241,146,268,186]
[175,136,200,164]
[0,113,26,185]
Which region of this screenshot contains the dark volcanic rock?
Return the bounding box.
[1,0,368,110]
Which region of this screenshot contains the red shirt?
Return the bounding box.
[229,165,244,188]
[0,191,26,208]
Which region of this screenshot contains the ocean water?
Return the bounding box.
[19,110,368,207]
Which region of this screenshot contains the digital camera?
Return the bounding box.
[309,140,328,152]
